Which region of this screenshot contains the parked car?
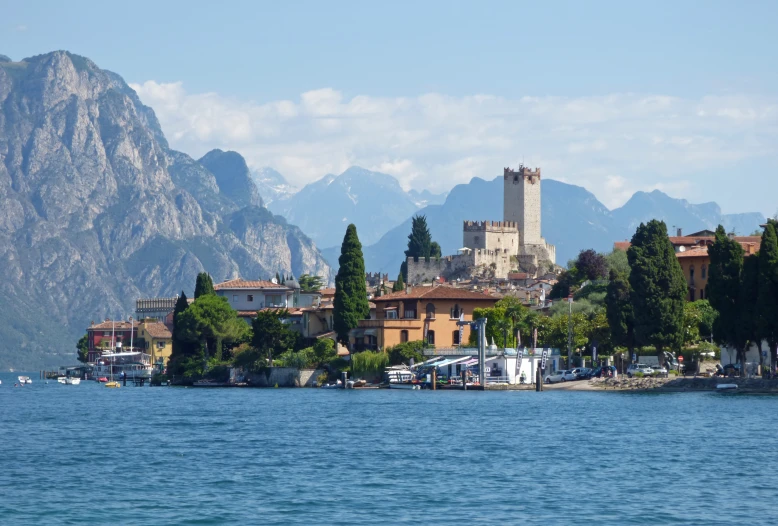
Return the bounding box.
[574,367,593,380]
[588,365,617,378]
[544,370,576,383]
[627,364,654,378]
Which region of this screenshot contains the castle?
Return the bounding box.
[407,165,556,284]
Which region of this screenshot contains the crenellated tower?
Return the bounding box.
[504,165,542,245]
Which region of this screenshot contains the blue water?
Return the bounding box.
[1,371,776,525]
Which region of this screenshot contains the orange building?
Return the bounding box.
[350,286,499,351]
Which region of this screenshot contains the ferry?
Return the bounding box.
[93,351,154,382]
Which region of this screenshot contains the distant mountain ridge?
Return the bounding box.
[0,51,331,369]
[332,176,766,275]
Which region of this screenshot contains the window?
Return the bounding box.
[427,330,435,345]
[474,236,480,245]
[453,330,460,345]
[403,309,416,319]
[247,294,254,302]
[450,304,461,319]
[157,341,165,349]
[103,332,110,337]
[689,288,695,301]
[701,265,707,279]
[700,288,705,300]
[689,265,695,282]
[233,294,238,302]
[387,310,398,319]
[400,330,408,343]
[425,303,435,319]
[267,294,283,306]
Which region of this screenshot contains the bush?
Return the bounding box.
[351,351,388,381]
[316,372,328,386]
[633,372,645,378]
[386,340,429,366]
[150,373,168,386]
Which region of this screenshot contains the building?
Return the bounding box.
[350,285,499,351]
[86,319,137,362]
[613,232,761,302]
[214,279,294,322]
[135,297,178,323]
[421,346,563,385]
[406,164,555,284]
[135,319,173,368]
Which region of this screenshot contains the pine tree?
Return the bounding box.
[275,272,281,283]
[194,272,215,298]
[708,225,747,367]
[627,220,687,364]
[605,269,634,359]
[334,224,370,345]
[393,272,405,292]
[757,222,778,370]
[171,291,191,357]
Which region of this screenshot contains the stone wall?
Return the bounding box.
[504,166,542,247]
[246,367,325,387]
[462,221,519,253]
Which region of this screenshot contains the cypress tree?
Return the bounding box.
[393,272,405,292]
[605,269,634,360]
[401,215,439,282]
[757,222,778,370]
[275,272,281,283]
[627,220,687,364]
[171,291,191,357]
[740,254,762,365]
[708,225,747,367]
[194,272,215,298]
[334,224,370,345]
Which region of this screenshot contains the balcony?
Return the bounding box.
[358,318,423,329]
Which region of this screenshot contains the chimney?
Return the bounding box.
[405,285,411,295]
[677,228,682,237]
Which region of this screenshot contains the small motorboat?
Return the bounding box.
[65,377,81,385]
[57,377,67,384]
[97,377,108,383]
[320,380,343,389]
[716,383,738,391]
[18,376,32,384]
[105,381,121,388]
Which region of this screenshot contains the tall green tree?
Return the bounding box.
[739,254,763,365]
[251,309,299,364]
[757,222,778,370]
[605,269,635,359]
[708,225,747,368]
[194,272,215,298]
[171,291,193,357]
[76,334,89,363]
[334,224,370,345]
[393,272,405,292]
[177,294,248,360]
[627,220,686,364]
[400,215,440,281]
[298,274,325,292]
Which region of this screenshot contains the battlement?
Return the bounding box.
[504,164,541,182]
[463,220,519,232]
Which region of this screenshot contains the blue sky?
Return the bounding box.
[2,0,777,214]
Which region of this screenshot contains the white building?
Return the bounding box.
[214,279,294,320]
[422,347,562,385]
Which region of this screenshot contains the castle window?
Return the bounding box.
[689,265,695,282]
[514,176,518,182]
[425,303,435,319]
[400,330,408,343]
[474,236,480,245]
[701,265,707,279]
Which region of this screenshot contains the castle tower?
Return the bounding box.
[504,165,542,245]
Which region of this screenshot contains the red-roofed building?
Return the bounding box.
[350,285,498,351]
[214,278,294,320]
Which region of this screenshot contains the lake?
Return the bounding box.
[1,372,776,525]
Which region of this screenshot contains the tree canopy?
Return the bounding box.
[76,334,89,363]
[605,269,634,355]
[334,224,370,345]
[627,220,686,360]
[176,294,248,360]
[757,222,778,368]
[171,291,193,357]
[298,274,325,292]
[194,272,215,298]
[708,225,746,355]
[250,309,299,363]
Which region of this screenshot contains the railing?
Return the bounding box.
[486,376,510,384]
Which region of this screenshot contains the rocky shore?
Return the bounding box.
[589,376,778,393]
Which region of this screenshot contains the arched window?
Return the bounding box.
[450,304,461,319]
[701,264,707,279]
[689,265,695,282]
[426,303,435,319]
[400,330,408,343]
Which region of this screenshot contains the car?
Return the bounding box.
[544,370,576,383]
[574,367,592,380]
[652,365,668,377]
[626,363,654,378]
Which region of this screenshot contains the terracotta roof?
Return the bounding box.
[237,311,258,318]
[613,241,631,251]
[214,279,289,291]
[372,285,499,302]
[676,247,709,258]
[319,288,336,296]
[88,320,136,331]
[141,322,172,339]
[508,272,528,280]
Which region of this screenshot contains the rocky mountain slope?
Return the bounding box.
[341,176,765,275]
[0,51,331,369]
[268,166,421,248]
[250,166,296,206]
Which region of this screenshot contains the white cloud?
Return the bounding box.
[129,81,778,209]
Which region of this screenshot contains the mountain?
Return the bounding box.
[0,51,331,369]
[250,166,296,206]
[268,166,420,248]
[345,177,765,276]
[407,188,448,208]
[199,149,263,209]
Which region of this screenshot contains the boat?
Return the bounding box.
[716,383,738,390]
[193,379,227,387]
[93,351,153,382]
[97,377,108,383]
[18,376,32,384]
[320,380,343,389]
[57,377,67,384]
[65,377,81,385]
[386,367,422,389]
[105,381,121,388]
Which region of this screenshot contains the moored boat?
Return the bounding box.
[57,377,67,384]
[105,381,121,388]
[716,383,738,390]
[18,376,32,384]
[65,377,81,385]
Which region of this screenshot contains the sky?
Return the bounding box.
[2,0,777,214]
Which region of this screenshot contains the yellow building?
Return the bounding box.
[136,319,173,368]
[351,286,499,351]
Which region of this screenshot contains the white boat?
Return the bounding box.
[386,367,421,389]
[65,377,81,385]
[716,383,738,390]
[388,382,422,390]
[93,351,154,382]
[57,377,67,384]
[18,376,32,384]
